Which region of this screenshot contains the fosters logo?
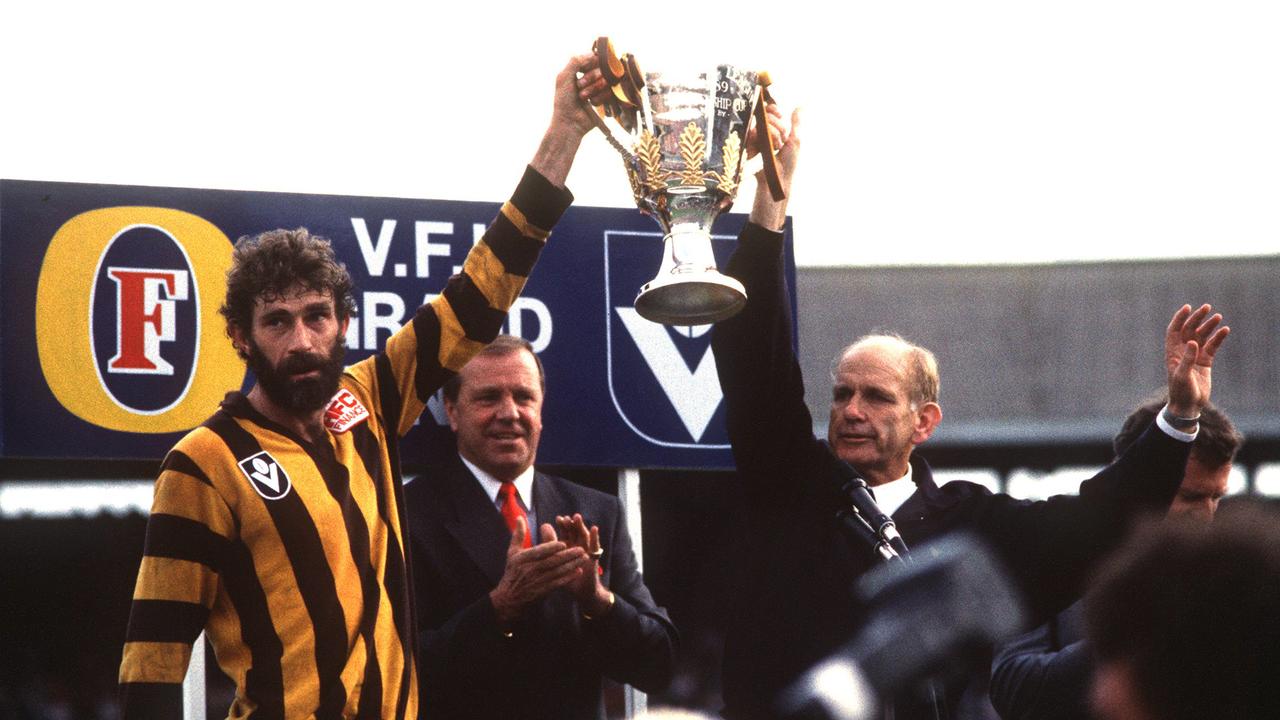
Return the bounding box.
[36,207,244,433]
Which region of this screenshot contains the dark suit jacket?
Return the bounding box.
[404,458,678,720]
[989,600,1091,720]
[710,223,1191,720]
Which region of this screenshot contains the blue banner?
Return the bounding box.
[1,178,795,468]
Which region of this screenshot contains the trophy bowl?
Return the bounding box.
[590,40,767,325]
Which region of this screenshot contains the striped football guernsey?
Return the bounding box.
[119,167,572,719]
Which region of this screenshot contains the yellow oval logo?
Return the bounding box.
[36,207,244,432]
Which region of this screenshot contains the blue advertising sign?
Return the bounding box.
[0,179,795,468]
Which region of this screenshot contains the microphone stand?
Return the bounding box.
[838,476,913,562]
[837,470,943,720]
[836,508,901,563]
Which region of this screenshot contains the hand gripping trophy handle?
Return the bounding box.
[583,37,776,326]
[754,73,787,203]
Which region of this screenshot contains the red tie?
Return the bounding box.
[498,482,532,549]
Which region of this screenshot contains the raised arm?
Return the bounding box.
[975,304,1232,623]
[347,55,605,436]
[747,104,799,231]
[530,53,607,188]
[712,107,825,505]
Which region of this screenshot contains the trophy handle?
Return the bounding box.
[753,76,787,202]
[581,97,636,161]
[582,36,640,162]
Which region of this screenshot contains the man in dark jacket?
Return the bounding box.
[405,336,677,720]
[711,106,1231,720]
[989,399,1243,720]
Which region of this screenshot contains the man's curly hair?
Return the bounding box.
[219,228,356,342]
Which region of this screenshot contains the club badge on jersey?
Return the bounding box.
[324,389,370,434]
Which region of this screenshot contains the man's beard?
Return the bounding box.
[246,338,346,414]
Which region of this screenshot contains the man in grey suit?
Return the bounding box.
[405,335,677,720]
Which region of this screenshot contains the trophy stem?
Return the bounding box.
[667,222,714,271]
[634,225,747,326]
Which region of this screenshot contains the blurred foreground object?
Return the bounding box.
[1086,501,1280,720]
[780,533,1026,720]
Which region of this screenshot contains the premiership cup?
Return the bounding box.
[588,39,779,325]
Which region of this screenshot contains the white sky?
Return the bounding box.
[3,1,1277,266]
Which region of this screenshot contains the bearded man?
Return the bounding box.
[117,54,607,719]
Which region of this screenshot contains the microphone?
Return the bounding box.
[836,508,900,563]
[838,464,911,558]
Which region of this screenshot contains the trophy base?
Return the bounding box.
[635,271,747,325]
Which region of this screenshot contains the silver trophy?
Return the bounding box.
[589,39,778,325]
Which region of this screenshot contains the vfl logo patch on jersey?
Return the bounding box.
[324,389,370,433]
[238,451,292,500]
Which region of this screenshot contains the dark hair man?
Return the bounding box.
[708,105,1232,719]
[989,399,1244,720]
[117,55,608,719]
[1086,502,1280,720]
[405,335,678,719]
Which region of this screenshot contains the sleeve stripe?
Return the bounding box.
[509,164,574,230]
[149,475,235,538]
[118,681,183,717]
[498,200,551,242]
[442,273,508,344]
[458,239,527,310]
[160,450,213,486]
[119,641,192,684]
[431,295,486,373]
[125,599,209,643]
[483,214,544,278]
[410,306,453,404]
[373,353,405,432]
[133,556,217,605]
[142,513,230,570]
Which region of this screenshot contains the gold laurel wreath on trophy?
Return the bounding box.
[706,131,742,196]
[677,123,708,187]
[635,131,667,193]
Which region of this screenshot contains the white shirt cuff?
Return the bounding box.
[1155,404,1199,442]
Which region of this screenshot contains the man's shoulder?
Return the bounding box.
[403,461,466,502]
[339,362,379,407]
[935,478,997,500]
[919,477,1035,532]
[166,400,239,460]
[537,472,621,514]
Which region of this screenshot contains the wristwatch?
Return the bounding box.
[1161,405,1200,431]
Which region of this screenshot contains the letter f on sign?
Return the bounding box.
[107,267,190,375]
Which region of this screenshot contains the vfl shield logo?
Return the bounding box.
[604,230,731,448]
[238,451,292,500]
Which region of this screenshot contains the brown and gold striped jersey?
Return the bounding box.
[119,167,572,719]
